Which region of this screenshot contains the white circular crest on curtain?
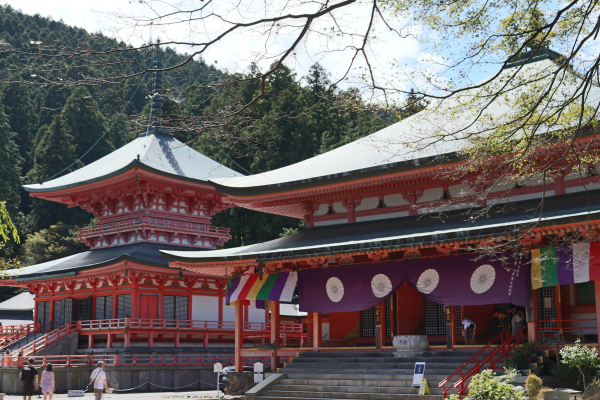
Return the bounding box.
[471,264,496,294]
[417,269,440,294]
[371,274,393,298]
[326,277,345,302]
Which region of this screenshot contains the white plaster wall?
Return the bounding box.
[383,194,408,207]
[192,295,219,321]
[314,218,349,227]
[223,299,235,322]
[566,182,600,193]
[247,305,266,323]
[356,211,409,222]
[313,203,329,216]
[332,202,348,213]
[355,197,379,211]
[486,191,554,206]
[449,184,476,198]
[488,177,514,193]
[417,202,477,215]
[417,188,443,203]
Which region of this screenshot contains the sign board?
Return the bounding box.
[213,362,223,373]
[412,362,426,387]
[254,362,263,373]
[544,297,552,309]
[418,379,430,395]
[68,390,85,397]
[254,373,264,383]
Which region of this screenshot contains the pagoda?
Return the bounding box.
[0,54,257,349]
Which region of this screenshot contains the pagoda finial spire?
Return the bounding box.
[142,41,167,137]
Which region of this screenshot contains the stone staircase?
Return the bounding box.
[0,331,47,354]
[254,350,505,400]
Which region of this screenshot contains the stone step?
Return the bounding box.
[279,368,466,375]
[256,396,443,400]
[270,384,452,395]
[279,373,469,382]
[262,389,447,399]
[283,362,489,369]
[279,376,466,387]
[297,351,480,359]
[289,357,481,364]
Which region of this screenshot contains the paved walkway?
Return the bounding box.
[5,391,239,400]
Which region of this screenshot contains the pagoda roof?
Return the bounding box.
[9,242,224,282]
[210,51,600,197]
[24,133,243,193]
[161,187,600,263]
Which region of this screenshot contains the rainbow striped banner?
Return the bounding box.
[226,272,297,306]
[531,243,600,289]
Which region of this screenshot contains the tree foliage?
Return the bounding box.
[22,223,87,266]
[560,339,600,389]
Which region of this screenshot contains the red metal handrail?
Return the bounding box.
[439,326,525,399]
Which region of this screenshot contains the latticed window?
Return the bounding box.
[537,287,556,329]
[164,295,188,321]
[577,282,596,305]
[424,298,446,335]
[117,294,131,318]
[361,297,392,338]
[95,296,113,320]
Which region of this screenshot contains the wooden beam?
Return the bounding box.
[235,301,243,371]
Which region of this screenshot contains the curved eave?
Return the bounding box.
[210,153,462,198]
[15,253,174,282]
[24,160,217,194]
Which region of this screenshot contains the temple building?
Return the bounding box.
[0,58,274,350]
[160,48,600,377]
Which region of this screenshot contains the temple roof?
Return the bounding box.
[23,133,244,193]
[161,187,600,263]
[8,243,226,282]
[210,52,600,197]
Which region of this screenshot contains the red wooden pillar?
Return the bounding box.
[131,283,139,318]
[174,332,180,347]
[107,333,113,348]
[49,295,55,330]
[33,300,38,326]
[555,173,565,195]
[451,306,457,350]
[88,334,94,349]
[395,287,401,334]
[379,301,386,349]
[555,286,563,339]
[112,289,118,319]
[312,313,321,352]
[148,332,154,347]
[124,331,131,347]
[203,332,209,348]
[531,289,540,341]
[270,301,280,370]
[594,281,600,349]
[218,286,224,341]
[235,301,243,371]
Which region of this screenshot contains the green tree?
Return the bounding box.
[22,223,87,266]
[39,87,71,127]
[0,97,23,218]
[62,86,114,163]
[560,339,599,389]
[1,83,37,172]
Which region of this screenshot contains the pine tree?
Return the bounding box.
[0,97,22,218]
[39,87,71,127]
[61,86,114,163]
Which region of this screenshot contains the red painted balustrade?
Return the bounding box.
[529,318,597,342]
[3,354,289,369]
[0,324,40,348]
[78,217,230,236]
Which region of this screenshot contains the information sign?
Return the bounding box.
[254,374,264,383]
[412,362,426,387]
[214,362,223,373]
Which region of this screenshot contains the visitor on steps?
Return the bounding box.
[19,357,38,400]
[461,317,476,345]
[41,363,55,400]
[491,310,506,341]
[90,361,111,400]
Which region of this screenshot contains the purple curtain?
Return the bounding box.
[298,253,530,313]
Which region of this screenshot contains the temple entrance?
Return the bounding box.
[139,295,159,320]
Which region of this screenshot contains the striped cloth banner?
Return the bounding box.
[531,243,600,289]
[226,272,297,306]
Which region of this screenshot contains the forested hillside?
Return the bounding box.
[0,6,426,278]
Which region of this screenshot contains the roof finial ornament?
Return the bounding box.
[141,39,167,137]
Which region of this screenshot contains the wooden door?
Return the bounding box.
[139,295,159,320]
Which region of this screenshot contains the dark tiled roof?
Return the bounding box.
[13,243,204,282]
[162,188,600,262]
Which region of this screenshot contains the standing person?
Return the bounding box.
[461,317,477,345]
[41,363,55,400]
[491,309,507,340]
[19,357,38,400]
[514,308,525,333]
[89,361,110,400]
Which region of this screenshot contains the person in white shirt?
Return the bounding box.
[461,318,477,345]
[89,361,110,400]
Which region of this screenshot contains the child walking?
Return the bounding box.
[41,363,55,400]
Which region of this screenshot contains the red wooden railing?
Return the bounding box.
[11,318,306,357]
[0,324,39,348]
[3,354,289,369]
[79,217,230,236]
[531,319,597,342]
[79,318,303,333]
[439,326,526,399]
